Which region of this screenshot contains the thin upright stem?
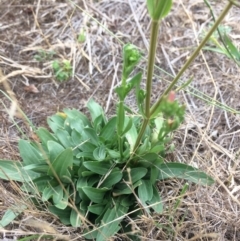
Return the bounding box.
[132,20,160,153]
[145,20,160,117]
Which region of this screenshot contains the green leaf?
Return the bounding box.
[137,137,150,155]
[55,129,73,148]
[0,160,39,182]
[42,185,56,202]
[107,149,121,159]
[55,191,69,210]
[82,187,109,203]
[83,229,98,240]
[93,146,106,161]
[122,116,133,136]
[137,89,146,114]
[47,141,64,162]
[87,98,106,123]
[79,200,89,212]
[93,115,104,133]
[147,0,172,21]
[115,86,125,101]
[47,114,65,133]
[150,144,165,154]
[88,203,106,215]
[138,157,163,170]
[114,167,147,195]
[100,117,117,141]
[66,118,84,135]
[78,29,86,43]
[30,175,52,192]
[124,167,148,184]
[81,171,95,177]
[71,129,82,146]
[70,208,82,227]
[116,102,125,136]
[48,206,71,225]
[96,198,129,241]
[176,76,194,92]
[19,140,43,165]
[83,127,99,146]
[147,185,163,213]
[0,204,27,228]
[76,177,89,201]
[140,153,159,162]
[125,122,138,152]
[128,72,142,87]
[78,141,96,152]
[154,115,164,133]
[76,152,94,159]
[83,161,112,175]
[52,60,60,70]
[52,185,64,205]
[158,163,214,185]
[23,164,48,173]
[113,180,142,195]
[150,166,159,184]
[36,127,57,147]
[203,46,229,56]
[134,72,145,114]
[116,72,142,100]
[223,34,240,61]
[63,108,91,127]
[138,180,153,204]
[100,169,123,188]
[47,148,73,182]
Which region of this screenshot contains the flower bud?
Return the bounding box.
[168,91,175,102]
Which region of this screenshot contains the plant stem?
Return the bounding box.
[117,101,125,159]
[145,20,160,117]
[150,0,233,116]
[133,0,233,154]
[132,20,160,153]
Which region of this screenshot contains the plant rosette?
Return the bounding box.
[0,98,213,240]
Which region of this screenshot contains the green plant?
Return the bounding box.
[203,0,240,65]
[34,49,55,62]
[78,28,86,43]
[52,59,73,82]
[204,26,240,64]
[1,0,237,240]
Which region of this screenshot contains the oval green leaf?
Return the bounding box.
[46,141,64,163]
[19,140,43,165]
[70,208,82,227]
[138,180,153,204]
[100,169,123,188]
[93,146,106,161]
[83,161,112,175]
[158,163,214,185]
[82,187,109,203]
[47,148,73,182]
[147,185,163,213]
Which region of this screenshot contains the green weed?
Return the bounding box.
[52,59,73,82]
[34,49,55,62]
[203,0,240,65]
[78,28,86,43]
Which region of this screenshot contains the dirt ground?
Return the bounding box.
[1,0,240,240]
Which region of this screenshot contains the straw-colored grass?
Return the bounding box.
[0,0,240,240]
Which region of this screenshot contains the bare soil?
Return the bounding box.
[1,0,240,240]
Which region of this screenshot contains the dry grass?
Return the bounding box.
[0,0,240,240]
